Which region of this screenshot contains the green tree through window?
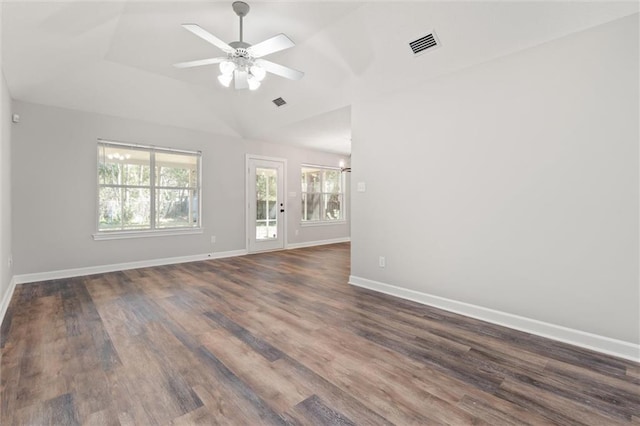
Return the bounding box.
[301,166,344,222]
[97,142,201,233]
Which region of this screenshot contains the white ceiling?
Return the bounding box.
[2,1,638,155]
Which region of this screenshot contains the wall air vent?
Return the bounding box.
[272,97,287,107]
[409,31,440,56]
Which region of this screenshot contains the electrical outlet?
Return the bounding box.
[295,229,299,236]
[211,236,216,244]
[379,256,385,268]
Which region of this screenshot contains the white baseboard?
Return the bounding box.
[11,240,344,285]
[349,275,640,363]
[13,249,248,285]
[208,249,248,260]
[0,276,17,327]
[287,237,350,250]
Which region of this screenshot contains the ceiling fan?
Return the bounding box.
[174,1,304,91]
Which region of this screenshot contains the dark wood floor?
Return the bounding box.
[1,243,638,425]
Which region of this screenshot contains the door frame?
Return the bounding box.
[245,154,288,253]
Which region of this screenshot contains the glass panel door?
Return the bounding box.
[255,167,278,240]
[247,157,285,253]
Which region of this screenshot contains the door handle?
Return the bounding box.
[280,209,285,213]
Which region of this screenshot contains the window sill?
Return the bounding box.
[300,220,347,228]
[92,228,203,241]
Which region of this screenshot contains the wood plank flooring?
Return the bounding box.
[1,243,638,425]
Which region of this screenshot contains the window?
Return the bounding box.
[301,165,344,223]
[97,141,201,235]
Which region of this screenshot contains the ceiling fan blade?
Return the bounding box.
[182,24,233,53]
[247,33,295,58]
[173,57,226,69]
[235,70,249,89]
[255,59,304,81]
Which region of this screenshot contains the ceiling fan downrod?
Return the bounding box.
[232,1,250,43]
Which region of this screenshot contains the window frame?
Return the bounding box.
[300,164,346,226]
[93,139,203,240]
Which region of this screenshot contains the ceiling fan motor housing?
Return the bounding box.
[229,41,251,51]
[228,42,252,71]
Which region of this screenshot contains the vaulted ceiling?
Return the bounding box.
[3,1,638,155]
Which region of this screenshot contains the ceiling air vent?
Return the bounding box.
[409,31,440,56]
[272,97,287,107]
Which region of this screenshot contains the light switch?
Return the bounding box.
[357,182,366,192]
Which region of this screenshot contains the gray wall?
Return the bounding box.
[1,1,14,310]
[351,15,639,344]
[11,101,349,275]
[0,71,12,306]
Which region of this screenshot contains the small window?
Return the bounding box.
[97,141,201,234]
[301,165,344,223]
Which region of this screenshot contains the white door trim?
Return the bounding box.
[245,154,288,253]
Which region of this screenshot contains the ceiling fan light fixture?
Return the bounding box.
[219,60,236,75]
[247,75,261,90]
[250,65,266,81]
[218,73,233,87]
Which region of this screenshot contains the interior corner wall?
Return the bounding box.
[0,72,13,310]
[0,0,15,317]
[10,101,349,276]
[351,14,639,345]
